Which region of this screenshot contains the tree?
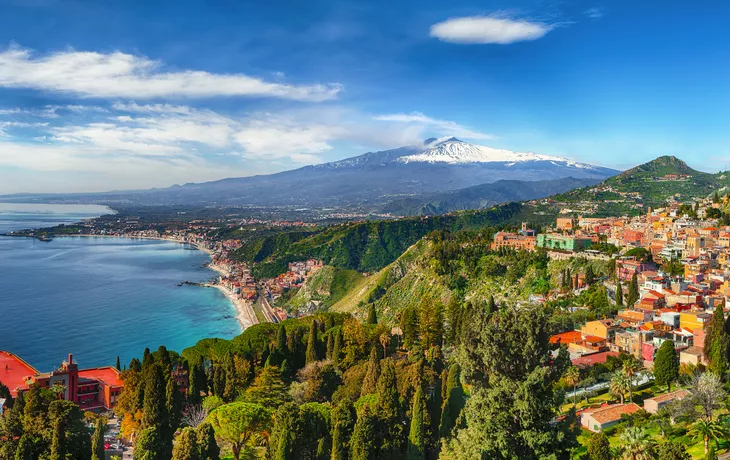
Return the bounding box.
[609,371,630,404]
[306,320,320,364]
[92,418,106,460]
[135,427,165,460]
[360,347,380,396]
[330,401,355,460]
[14,435,34,460]
[172,427,200,460]
[439,364,464,439]
[706,305,729,378]
[622,359,640,403]
[49,418,66,460]
[189,363,203,405]
[656,441,691,460]
[207,402,271,460]
[350,407,377,460]
[585,264,595,285]
[142,363,172,458]
[627,273,639,307]
[705,446,719,460]
[48,399,92,460]
[241,366,290,408]
[167,377,183,432]
[442,306,578,459]
[616,280,623,306]
[332,329,342,367]
[116,356,121,371]
[276,325,288,358]
[565,366,580,408]
[407,386,426,460]
[586,431,611,460]
[620,427,656,460]
[689,420,726,455]
[367,304,378,325]
[196,422,220,460]
[654,340,679,392]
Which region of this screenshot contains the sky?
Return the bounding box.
[1,0,729,193]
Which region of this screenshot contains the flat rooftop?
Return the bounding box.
[0,351,39,397]
[78,367,123,387]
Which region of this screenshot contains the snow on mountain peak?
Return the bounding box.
[399,138,592,168]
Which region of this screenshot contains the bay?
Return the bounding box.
[0,205,240,372]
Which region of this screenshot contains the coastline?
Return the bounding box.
[8,233,252,332]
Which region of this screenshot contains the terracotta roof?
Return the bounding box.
[583,335,606,343]
[680,346,703,356]
[645,390,690,404]
[572,351,619,368]
[77,367,123,387]
[549,331,582,345]
[590,403,642,424]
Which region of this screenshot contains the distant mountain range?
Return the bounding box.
[1,137,618,212]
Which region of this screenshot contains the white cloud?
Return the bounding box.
[374,112,494,140]
[584,8,605,19]
[430,16,554,45]
[0,45,342,101]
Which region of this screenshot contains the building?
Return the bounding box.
[0,351,123,412]
[679,311,712,332]
[536,234,593,252]
[556,218,575,230]
[580,403,642,432]
[581,320,620,340]
[643,390,690,414]
[491,231,536,251]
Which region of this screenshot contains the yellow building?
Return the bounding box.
[581,320,618,340]
[679,311,712,332]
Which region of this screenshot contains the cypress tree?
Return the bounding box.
[306,319,319,364]
[654,339,680,392]
[331,401,355,460]
[115,356,121,371]
[367,304,378,325]
[439,364,465,438]
[142,347,152,368]
[158,345,172,378]
[92,418,105,460]
[166,377,182,431]
[135,426,165,460]
[326,332,334,360]
[188,363,202,405]
[376,359,400,419]
[585,264,595,285]
[49,419,66,460]
[615,280,623,306]
[223,352,237,402]
[350,408,377,460]
[280,359,292,381]
[142,363,172,457]
[213,364,225,397]
[586,431,611,460]
[486,295,496,316]
[361,347,380,396]
[196,422,220,460]
[407,387,426,460]
[276,325,288,357]
[627,273,639,306]
[14,434,33,460]
[172,427,200,460]
[332,329,342,367]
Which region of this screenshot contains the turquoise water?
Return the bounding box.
[0,206,240,373]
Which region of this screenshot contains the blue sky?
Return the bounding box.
[0,0,729,193]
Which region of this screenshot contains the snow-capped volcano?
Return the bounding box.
[397,137,594,168]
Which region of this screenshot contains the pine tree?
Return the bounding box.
[376,358,403,456]
[367,304,378,325]
[407,387,426,460]
[627,273,640,306]
[439,364,464,438]
[196,422,220,460]
[654,339,680,392]
[331,401,355,460]
[332,329,342,367]
[350,408,377,460]
[616,280,623,306]
[92,418,105,460]
[306,320,319,364]
[361,347,380,396]
[172,427,200,460]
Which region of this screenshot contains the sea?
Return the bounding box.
[0,203,240,373]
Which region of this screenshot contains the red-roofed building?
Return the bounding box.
[549,330,582,345]
[572,351,620,368]
[2,351,124,412]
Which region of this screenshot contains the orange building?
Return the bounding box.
[491,231,536,251]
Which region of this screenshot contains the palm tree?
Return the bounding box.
[619,427,656,460]
[689,419,726,455]
[622,359,640,403]
[610,371,630,405]
[565,366,581,407]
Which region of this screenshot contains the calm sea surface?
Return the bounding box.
[0,204,240,372]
